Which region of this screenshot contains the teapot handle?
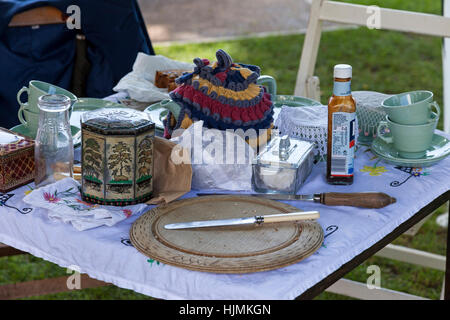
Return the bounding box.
[156,99,181,119]
[256,75,277,97]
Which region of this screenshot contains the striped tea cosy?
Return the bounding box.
[163,49,274,139]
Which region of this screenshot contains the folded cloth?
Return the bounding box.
[113,53,194,103]
[22,178,147,231]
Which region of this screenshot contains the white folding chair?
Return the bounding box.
[295,0,449,300]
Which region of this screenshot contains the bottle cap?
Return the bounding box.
[334,64,352,78]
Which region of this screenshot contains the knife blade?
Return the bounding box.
[196,193,317,201]
[196,192,396,209]
[164,211,320,230]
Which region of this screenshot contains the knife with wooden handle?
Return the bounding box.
[317,192,396,208]
[196,192,396,209]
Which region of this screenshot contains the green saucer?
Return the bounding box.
[272,94,321,108]
[144,101,170,132]
[73,97,124,110]
[10,124,81,148]
[371,133,450,167]
[71,97,125,128]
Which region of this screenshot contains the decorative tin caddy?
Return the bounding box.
[0,128,35,193]
[80,108,155,206]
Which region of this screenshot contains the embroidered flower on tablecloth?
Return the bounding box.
[360,165,388,176]
[390,166,431,187]
[123,209,132,218]
[43,192,60,203]
[410,168,429,177]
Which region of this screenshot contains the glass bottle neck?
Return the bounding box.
[333,77,352,97]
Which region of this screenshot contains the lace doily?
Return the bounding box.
[353,91,390,140]
[275,105,358,161]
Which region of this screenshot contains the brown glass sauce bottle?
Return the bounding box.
[326,64,356,185]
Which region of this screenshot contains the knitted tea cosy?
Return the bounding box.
[163,49,274,140]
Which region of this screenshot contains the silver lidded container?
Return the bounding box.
[252,135,314,194]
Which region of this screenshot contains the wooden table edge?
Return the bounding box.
[296,190,450,300]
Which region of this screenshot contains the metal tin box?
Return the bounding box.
[0,128,35,193]
[252,135,314,194]
[80,108,155,206]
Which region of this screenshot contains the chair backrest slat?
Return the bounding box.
[320,1,450,38]
[8,6,66,28]
[295,0,450,133]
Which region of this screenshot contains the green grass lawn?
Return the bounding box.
[1,0,448,300]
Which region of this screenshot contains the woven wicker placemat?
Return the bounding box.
[130,195,323,273]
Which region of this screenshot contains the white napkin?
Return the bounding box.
[113,52,194,103]
[171,121,255,191]
[22,178,147,231]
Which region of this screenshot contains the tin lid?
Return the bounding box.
[0,127,34,156]
[254,135,314,168]
[81,108,155,135]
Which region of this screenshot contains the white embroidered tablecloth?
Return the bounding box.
[0,132,449,300]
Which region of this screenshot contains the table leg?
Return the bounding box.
[0,243,26,257]
[296,191,450,300]
[445,210,450,300]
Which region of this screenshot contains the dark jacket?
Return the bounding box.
[0,0,154,128]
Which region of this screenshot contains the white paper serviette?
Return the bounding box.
[113,53,194,103]
[22,178,147,231]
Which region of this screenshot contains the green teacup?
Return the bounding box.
[381,90,440,125]
[377,113,438,159]
[17,80,77,118]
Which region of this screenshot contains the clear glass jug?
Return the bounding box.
[34,94,73,187]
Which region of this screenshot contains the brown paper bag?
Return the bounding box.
[146,136,192,205]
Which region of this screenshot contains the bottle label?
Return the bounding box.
[333,80,352,96]
[331,112,356,177]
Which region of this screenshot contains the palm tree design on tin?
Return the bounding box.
[83,138,103,190]
[107,141,132,193]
